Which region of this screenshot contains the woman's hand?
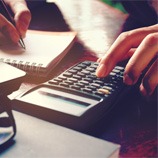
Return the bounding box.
[0,0,31,43]
[96,24,158,97]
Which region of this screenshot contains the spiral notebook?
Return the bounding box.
[0,30,76,77]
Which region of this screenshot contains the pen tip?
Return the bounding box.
[19,39,26,49]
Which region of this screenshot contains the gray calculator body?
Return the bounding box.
[13,61,131,131]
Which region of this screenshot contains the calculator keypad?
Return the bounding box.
[48,61,125,99]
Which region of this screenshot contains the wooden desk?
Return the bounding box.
[10,0,157,157]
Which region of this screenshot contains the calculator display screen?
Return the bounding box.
[39,90,90,107]
[20,87,99,116]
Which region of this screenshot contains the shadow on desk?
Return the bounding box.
[88,87,157,157]
[0,140,15,154]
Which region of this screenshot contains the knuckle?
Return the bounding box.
[129,69,139,77]
[106,53,117,65]
[142,75,150,86]
[118,30,135,42]
[107,53,115,60]
[1,25,8,33]
[142,74,157,92]
[125,66,140,82]
[118,32,131,41]
[142,75,153,92]
[0,14,5,23]
[145,34,158,46]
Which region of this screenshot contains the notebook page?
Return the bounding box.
[0,30,76,68]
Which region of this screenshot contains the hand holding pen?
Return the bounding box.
[0,0,31,48]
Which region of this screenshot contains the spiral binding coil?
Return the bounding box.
[0,58,44,76]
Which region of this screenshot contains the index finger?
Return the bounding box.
[96,25,158,77]
[5,0,31,37]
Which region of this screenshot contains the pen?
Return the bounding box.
[1,0,26,49]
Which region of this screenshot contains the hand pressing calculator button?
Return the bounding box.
[13,61,133,132]
[48,61,124,98]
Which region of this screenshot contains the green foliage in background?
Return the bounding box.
[102,0,127,13]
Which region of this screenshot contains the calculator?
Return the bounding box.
[13,61,132,131]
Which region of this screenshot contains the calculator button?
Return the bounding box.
[93,62,99,66]
[83,78,93,82]
[86,86,97,91]
[48,80,59,85]
[73,75,82,80]
[82,61,91,66]
[81,70,90,75]
[90,65,98,69]
[112,69,120,73]
[98,88,111,95]
[119,71,124,77]
[69,78,78,82]
[80,80,89,85]
[63,72,73,77]
[68,69,78,74]
[102,86,113,91]
[60,83,69,87]
[99,77,108,82]
[109,72,116,76]
[115,66,124,71]
[106,83,118,89]
[58,76,67,80]
[85,67,95,72]
[64,80,74,85]
[82,88,93,93]
[110,80,118,84]
[77,64,87,69]
[73,67,82,71]
[115,76,123,81]
[75,83,85,88]
[71,85,81,90]
[54,78,63,82]
[94,80,104,85]
[77,72,85,77]
[87,75,97,80]
[91,83,101,88]
[94,91,106,97]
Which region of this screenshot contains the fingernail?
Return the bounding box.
[18,21,28,38]
[96,64,107,77]
[18,17,30,36]
[140,83,153,96]
[140,84,147,96]
[123,73,134,85]
[21,21,28,31]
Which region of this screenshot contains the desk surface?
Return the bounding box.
[9,0,158,157]
[1,111,120,158]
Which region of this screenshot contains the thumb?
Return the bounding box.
[6,0,31,37]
